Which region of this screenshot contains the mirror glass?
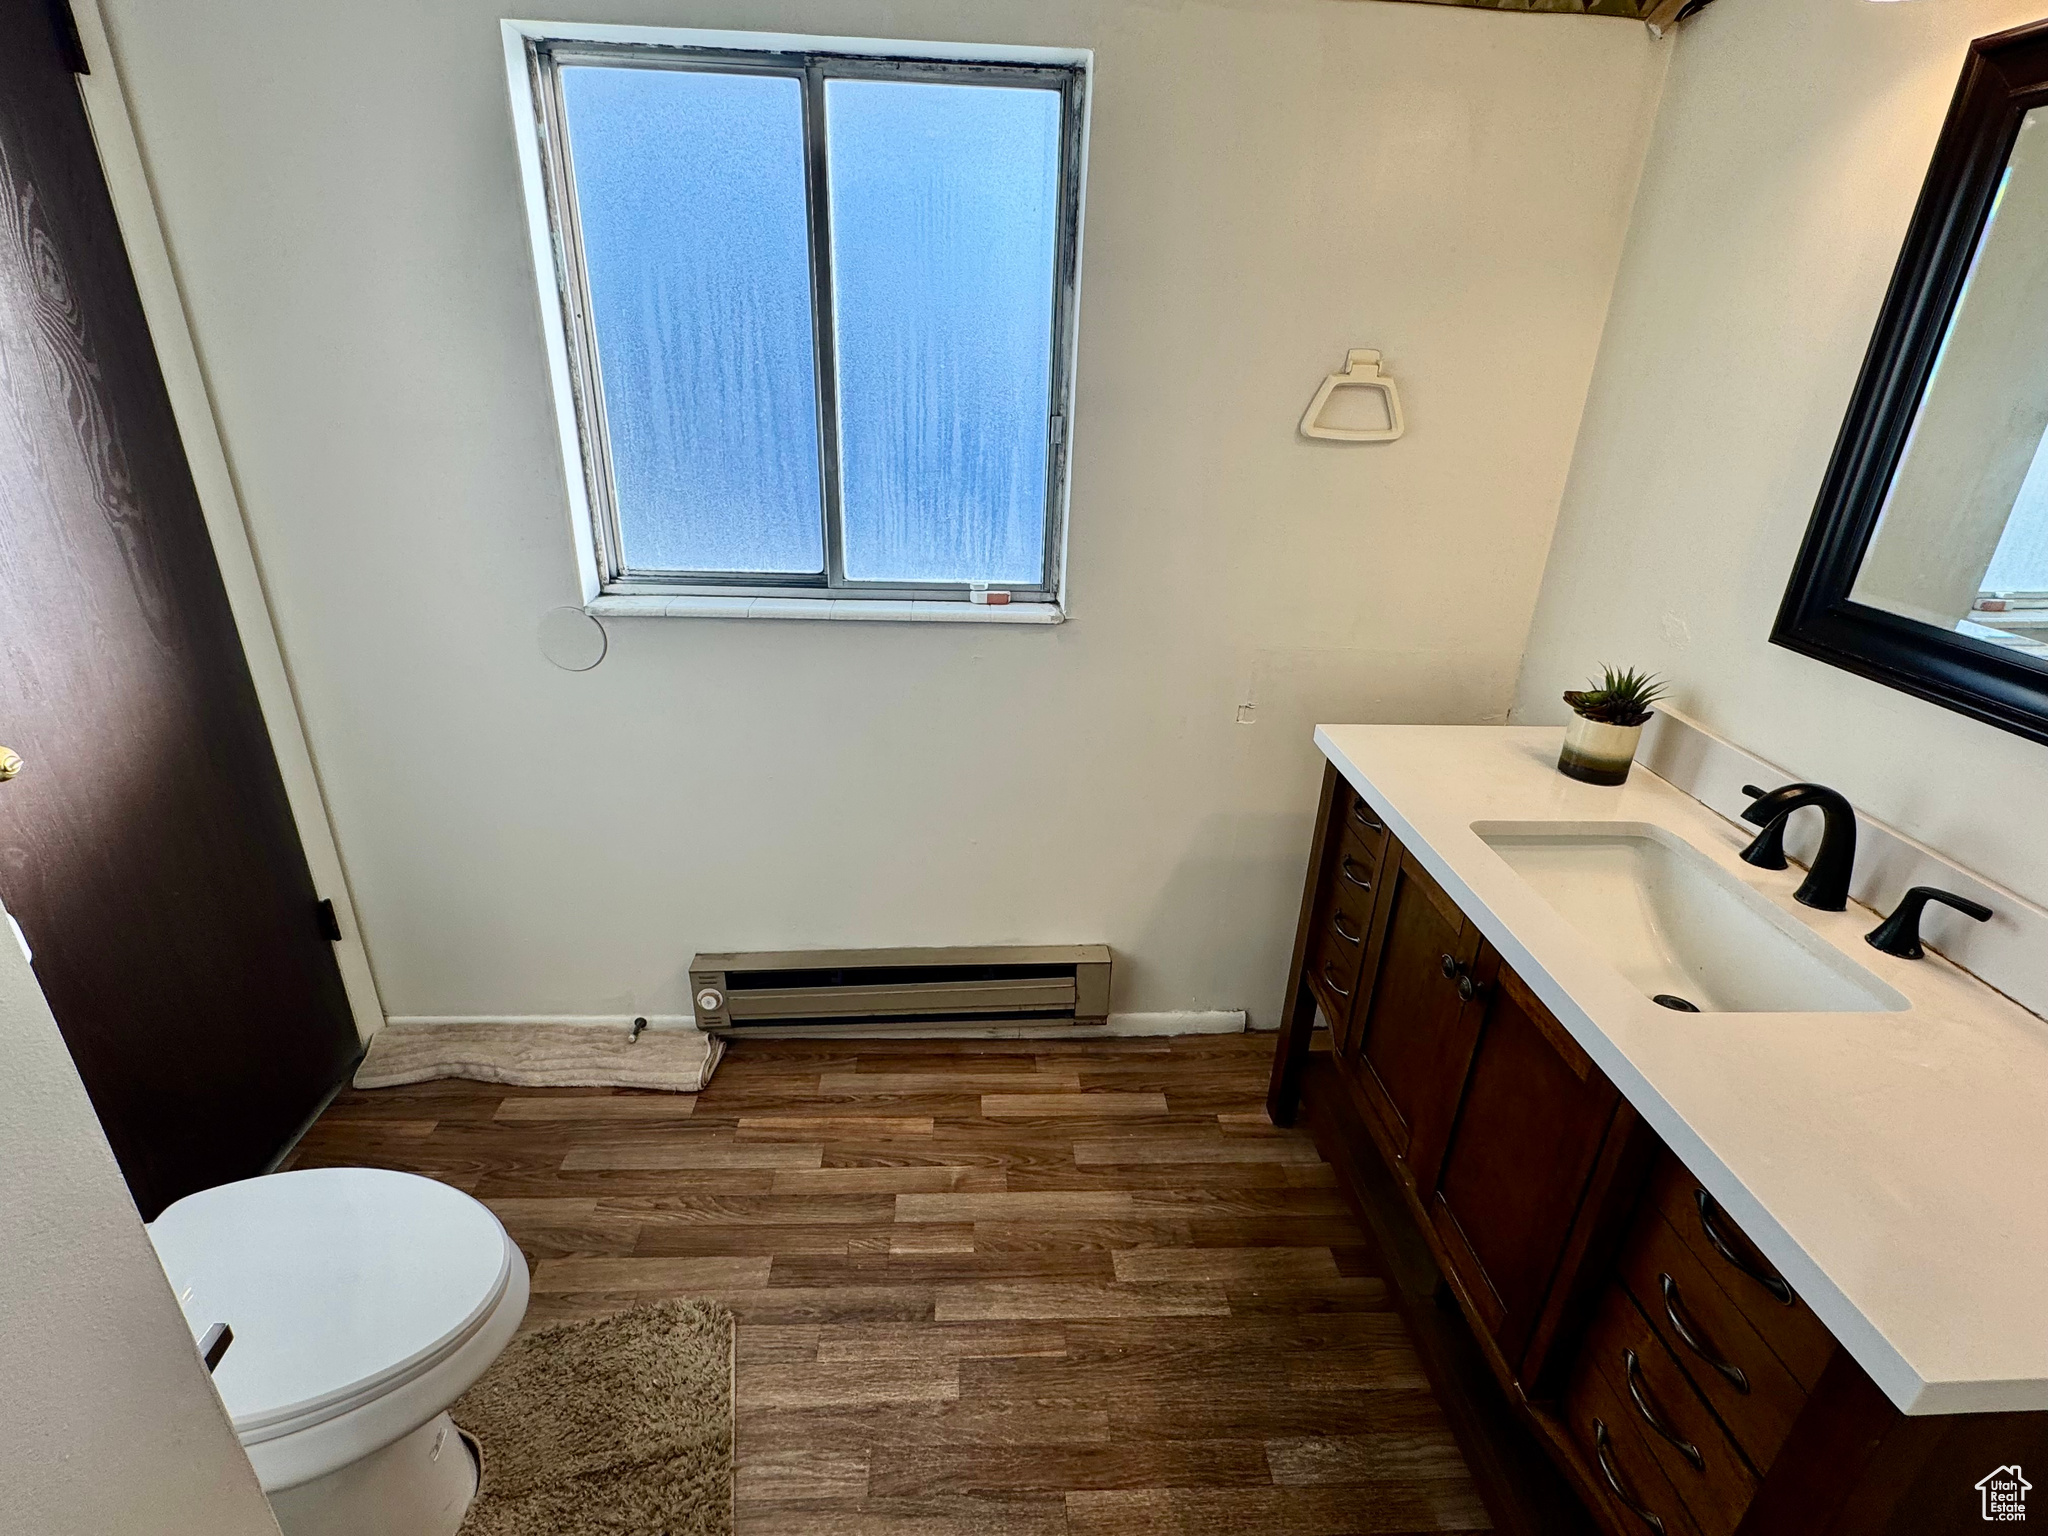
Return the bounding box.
[1849,106,2048,662]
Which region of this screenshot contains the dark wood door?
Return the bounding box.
[1429,953,1620,1374]
[1346,845,1482,1192]
[0,2,360,1218]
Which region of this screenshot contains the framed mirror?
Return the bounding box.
[1776,20,2048,745]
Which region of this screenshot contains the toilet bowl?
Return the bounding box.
[147,1166,529,1536]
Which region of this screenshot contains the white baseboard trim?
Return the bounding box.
[379,1010,1248,1041]
[1100,1011,1247,1037]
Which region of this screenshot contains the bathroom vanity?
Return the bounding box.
[1267,726,2048,1536]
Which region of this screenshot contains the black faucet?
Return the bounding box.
[1740,782,1857,911]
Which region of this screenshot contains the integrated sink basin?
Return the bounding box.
[1474,821,1909,1014]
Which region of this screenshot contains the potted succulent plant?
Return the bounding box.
[1558,667,1667,785]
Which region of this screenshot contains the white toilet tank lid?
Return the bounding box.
[148,1167,516,1442]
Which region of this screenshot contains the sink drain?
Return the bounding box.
[1652,993,1701,1013]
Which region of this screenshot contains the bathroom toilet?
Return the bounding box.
[147,1166,529,1536]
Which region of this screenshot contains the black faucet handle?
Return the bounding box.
[1738,786,1790,870]
[1865,886,1993,959]
[1739,782,1779,826]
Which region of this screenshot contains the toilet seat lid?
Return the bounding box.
[148,1167,515,1441]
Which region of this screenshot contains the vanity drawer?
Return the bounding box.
[1308,823,1381,1021]
[1338,784,1390,864]
[1643,1158,1835,1392]
[1574,1283,1757,1536]
[1618,1201,1807,1477]
[1565,1309,1703,1536]
[1331,828,1382,905]
[1307,879,1373,1017]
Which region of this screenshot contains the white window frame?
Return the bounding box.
[500,20,1091,624]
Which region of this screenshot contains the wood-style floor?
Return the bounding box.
[287,1033,1491,1534]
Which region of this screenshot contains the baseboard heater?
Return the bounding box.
[688,945,1111,1035]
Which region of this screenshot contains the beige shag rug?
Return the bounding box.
[453,1300,734,1536]
[354,1023,723,1093]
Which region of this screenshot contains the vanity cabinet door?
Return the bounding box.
[1345,845,1483,1193]
[1428,952,1623,1374]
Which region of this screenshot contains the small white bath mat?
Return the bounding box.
[354,1022,723,1093]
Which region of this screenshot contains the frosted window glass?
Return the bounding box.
[561,67,824,574]
[826,79,1061,585]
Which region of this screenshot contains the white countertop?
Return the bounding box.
[1315,723,2048,1416]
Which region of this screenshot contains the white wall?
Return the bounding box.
[101,0,1665,1025]
[1517,0,2048,913]
[0,904,280,1536]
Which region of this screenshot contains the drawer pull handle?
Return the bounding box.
[1695,1189,1795,1306]
[1592,1419,1667,1535]
[1331,913,1362,944]
[1321,962,1352,1000]
[1339,856,1373,890]
[1660,1272,1750,1394]
[1351,800,1383,833]
[1624,1348,1704,1471]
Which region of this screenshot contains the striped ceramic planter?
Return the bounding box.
[1557,714,1643,786]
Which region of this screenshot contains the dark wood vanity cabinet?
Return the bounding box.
[1429,957,1633,1381]
[1268,764,2048,1536]
[1345,844,1479,1187]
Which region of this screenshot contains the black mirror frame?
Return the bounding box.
[1774,19,2048,748]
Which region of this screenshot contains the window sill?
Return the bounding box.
[586,595,1065,625]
